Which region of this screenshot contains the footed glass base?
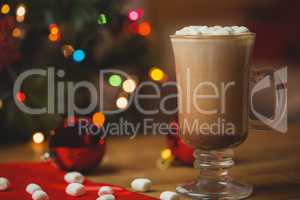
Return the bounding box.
[176,178,253,199]
[176,149,253,199]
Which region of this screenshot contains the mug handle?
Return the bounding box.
[249,66,288,133]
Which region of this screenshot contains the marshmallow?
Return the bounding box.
[65,183,85,197]
[175,25,250,36]
[96,194,116,200]
[131,178,152,192]
[26,183,42,194]
[64,171,85,184]
[160,191,179,200]
[32,190,49,200]
[0,177,10,191]
[98,186,114,196]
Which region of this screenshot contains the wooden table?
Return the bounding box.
[1,123,300,200]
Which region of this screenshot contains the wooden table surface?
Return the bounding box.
[1,123,300,200]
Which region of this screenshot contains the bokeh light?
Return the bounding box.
[12,28,24,38]
[116,96,128,109]
[48,33,60,42]
[16,92,26,102]
[1,4,10,14]
[128,22,138,34]
[92,112,106,127]
[122,79,136,93]
[50,26,59,35]
[150,67,164,81]
[16,15,25,23]
[138,22,151,36]
[108,74,122,87]
[32,132,45,144]
[61,44,74,58]
[161,148,173,160]
[97,14,107,25]
[128,10,140,21]
[16,5,26,16]
[73,49,86,62]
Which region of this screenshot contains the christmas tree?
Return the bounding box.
[0,0,155,142]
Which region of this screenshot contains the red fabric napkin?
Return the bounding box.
[0,162,159,200]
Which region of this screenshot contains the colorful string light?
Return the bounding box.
[138,22,151,36]
[16,4,26,16]
[97,14,107,25]
[73,49,86,62]
[32,132,45,144]
[92,112,106,127]
[61,44,74,58]
[48,24,60,42]
[108,74,122,87]
[128,10,140,21]
[12,28,24,38]
[16,92,26,102]
[116,96,128,109]
[122,79,137,93]
[1,4,10,14]
[149,67,164,81]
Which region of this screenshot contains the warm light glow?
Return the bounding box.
[1,4,10,14]
[116,97,128,109]
[0,99,3,109]
[61,44,74,58]
[16,15,25,22]
[97,14,107,25]
[33,132,45,144]
[73,49,85,62]
[50,26,59,35]
[161,148,172,160]
[150,67,164,81]
[122,79,136,93]
[16,92,26,102]
[16,5,26,16]
[12,28,24,38]
[108,74,122,87]
[92,112,106,127]
[128,10,139,21]
[48,33,59,42]
[138,22,151,36]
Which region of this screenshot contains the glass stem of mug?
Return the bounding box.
[194,148,234,182]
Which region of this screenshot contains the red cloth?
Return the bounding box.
[0,162,158,200]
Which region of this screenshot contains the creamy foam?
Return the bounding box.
[175,25,250,36]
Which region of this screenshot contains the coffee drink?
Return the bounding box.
[171,26,255,150]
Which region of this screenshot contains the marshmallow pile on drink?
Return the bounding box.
[175,25,250,35]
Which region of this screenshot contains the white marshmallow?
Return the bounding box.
[160,191,179,200]
[64,171,85,184]
[0,177,10,191]
[65,183,85,197]
[131,178,152,192]
[98,186,114,196]
[175,25,250,36]
[32,190,49,200]
[96,194,116,200]
[26,183,42,194]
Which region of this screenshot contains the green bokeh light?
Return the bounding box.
[97,14,107,25]
[108,74,122,87]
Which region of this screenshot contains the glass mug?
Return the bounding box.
[170,33,287,199]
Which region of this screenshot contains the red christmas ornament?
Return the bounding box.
[166,120,194,165]
[49,117,105,172]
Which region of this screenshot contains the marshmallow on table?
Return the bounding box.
[64,171,85,184]
[98,186,114,196]
[65,183,85,197]
[0,177,10,191]
[26,183,42,194]
[32,190,49,200]
[96,194,116,200]
[160,191,179,200]
[131,178,152,192]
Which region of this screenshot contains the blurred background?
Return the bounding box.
[0,0,299,143]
